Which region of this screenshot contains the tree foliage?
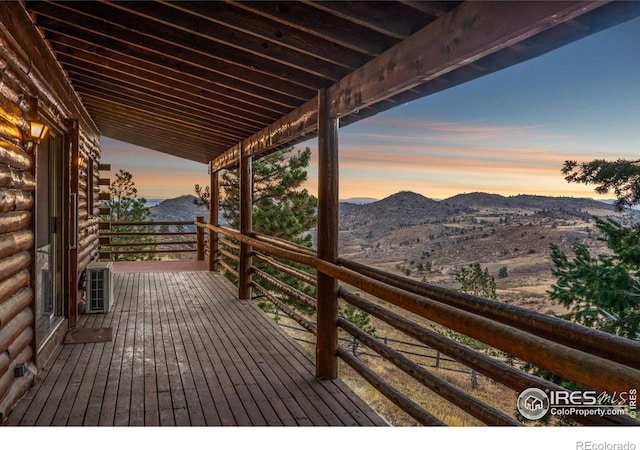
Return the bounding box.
[197,147,318,313]
[220,147,317,244]
[455,263,497,300]
[102,169,154,261]
[549,218,640,338]
[340,303,377,337]
[562,159,640,211]
[552,158,640,339]
[105,169,150,222]
[446,263,499,352]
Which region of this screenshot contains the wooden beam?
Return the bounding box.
[196,216,205,261]
[31,2,314,101]
[0,2,99,134]
[66,120,79,328]
[165,1,369,70]
[315,88,339,380]
[238,145,252,300]
[50,33,288,117]
[211,98,317,171]
[69,73,261,137]
[105,1,346,81]
[42,27,299,111]
[327,1,603,117]
[210,1,604,170]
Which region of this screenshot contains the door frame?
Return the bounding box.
[32,117,75,368]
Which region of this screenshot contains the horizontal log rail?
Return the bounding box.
[253,252,317,286]
[338,258,640,371]
[105,220,195,226]
[337,346,445,426]
[196,222,640,426]
[252,282,317,335]
[99,218,206,260]
[252,267,317,310]
[100,240,197,248]
[337,316,521,426]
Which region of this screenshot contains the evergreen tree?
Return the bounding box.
[102,169,154,261]
[219,147,317,245]
[562,159,640,211]
[106,169,150,222]
[455,263,497,300]
[444,263,499,352]
[197,147,318,312]
[550,158,640,339]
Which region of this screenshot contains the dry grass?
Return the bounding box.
[275,312,521,427]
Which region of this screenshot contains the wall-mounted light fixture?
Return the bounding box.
[29,120,49,143]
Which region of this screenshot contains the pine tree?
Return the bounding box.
[455,263,497,300]
[102,169,154,261]
[562,159,640,211]
[549,218,640,339]
[220,147,317,244]
[197,147,318,313]
[550,159,640,339]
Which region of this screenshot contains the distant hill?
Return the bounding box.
[337,190,627,245]
[442,192,615,213]
[441,192,515,209]
[146,191,618,231]
[340,197,378,205]
[340,191,471,237]
[148,195,210,223]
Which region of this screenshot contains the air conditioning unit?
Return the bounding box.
[86,261,114,313]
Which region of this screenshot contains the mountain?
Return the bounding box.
[442,192,615,213]
[336,190,635,266]
[340,191,471,237]
[441,192,516,209]
[146,191,619,231]
[148,195,210,223]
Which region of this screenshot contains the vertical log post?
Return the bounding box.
[239,145,253,300]
[196,216,205,261]
[316,88,339,379]
[67,120,79,328]
[208,168,219,272]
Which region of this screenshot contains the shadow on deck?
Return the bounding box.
[5,263,387,426]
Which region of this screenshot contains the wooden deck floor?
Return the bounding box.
[4,270,387,426]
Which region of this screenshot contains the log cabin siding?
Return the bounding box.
[0,50,37,420]
[0,3,100,419]
[78,133,100,273]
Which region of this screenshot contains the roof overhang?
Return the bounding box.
[22,1,640,169]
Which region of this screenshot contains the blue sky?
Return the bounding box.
[101,15,640,201]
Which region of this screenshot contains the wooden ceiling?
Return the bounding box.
[24,1,640,165]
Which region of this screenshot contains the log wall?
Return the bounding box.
[0,3,101,420]
[78,135,101,273]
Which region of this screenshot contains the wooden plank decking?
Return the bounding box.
[4,269,387,426]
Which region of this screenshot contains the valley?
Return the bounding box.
[337,191,638,313]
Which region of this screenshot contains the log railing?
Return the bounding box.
[99,217,207,260]
[196,221,640,426]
